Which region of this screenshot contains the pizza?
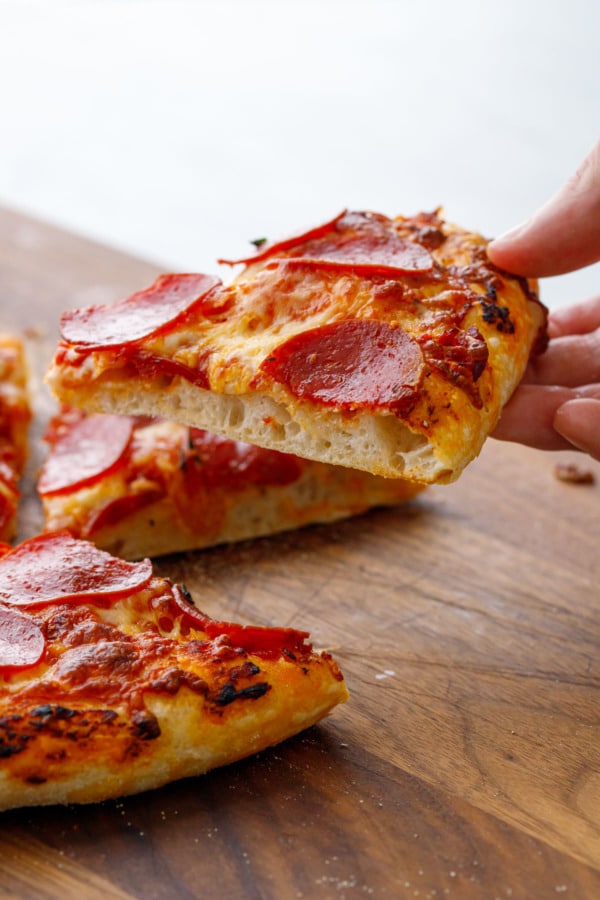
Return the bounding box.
[46,209,548,484]
[0,531,348,810]
[0,335,31,541]
[38,406,423,560]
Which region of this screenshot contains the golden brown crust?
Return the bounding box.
[0,549,348,810]
[46,210,547,483]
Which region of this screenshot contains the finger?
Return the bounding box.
[554,398,600,462]
[492,384,579,450]
[574,383,600,400]
[549,294,600,338]
[487,139,600,277]
[526,330,600,387]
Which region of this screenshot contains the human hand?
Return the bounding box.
[490,296,600,459]
[487,139,600,277]
[487,139,600,461]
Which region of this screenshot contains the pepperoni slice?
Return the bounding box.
[280,243,432,277]
[39,414,134,496]
[172,585,312,660]
[0,532,153,608]
[186,429,304,489]
[0,606,45,670]
[218,211,348,266]
[86,489,163,536]
[60,273,221,348]
[219,210,433,275]
[124,350,212,390]
[260,319,425,412]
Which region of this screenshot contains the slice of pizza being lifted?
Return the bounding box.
[0,335,31,541]
[38,406,423,560]
[47,209,548,484]
[0,531,348,811]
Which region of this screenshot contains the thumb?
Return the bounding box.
[488,139,600,277]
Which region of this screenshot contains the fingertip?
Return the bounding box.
[548,295,600,338]
[486,222,535,275]
[553,398,600,459]
[487,222,528,255]
[488,139,600,279]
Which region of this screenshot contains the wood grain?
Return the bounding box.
[1,205,600,899]
[0,833,134,900]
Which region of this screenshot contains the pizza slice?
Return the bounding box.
[0,531,348,810]
[47,209,547,484]
[0,335,31,541]
[38,405,423,560]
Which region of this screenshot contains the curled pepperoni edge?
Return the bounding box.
[270,251,433,276]
[218,211,348,267]
[171,585,312,660]
[219,210,433,274]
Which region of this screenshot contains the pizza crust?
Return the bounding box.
[51,380,438,479]
[0,653,344,810]
[0,535,348,810]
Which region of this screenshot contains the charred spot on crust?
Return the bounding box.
[29,705,117,732]
[210,659,269,706]
[216,682,271,706]
[480,285,515,334]
[0,706,123,761]
[0,714,28,758]
[30,704,75,720]
[130,708,161,741]
[231,661,261,678]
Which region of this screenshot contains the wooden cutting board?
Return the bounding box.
[1,205,600,899]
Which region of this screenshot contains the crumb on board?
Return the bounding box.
[553,463,596,485]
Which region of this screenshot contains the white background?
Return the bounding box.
[0,0,598,309]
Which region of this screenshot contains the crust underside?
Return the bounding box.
[52,378,459,484]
